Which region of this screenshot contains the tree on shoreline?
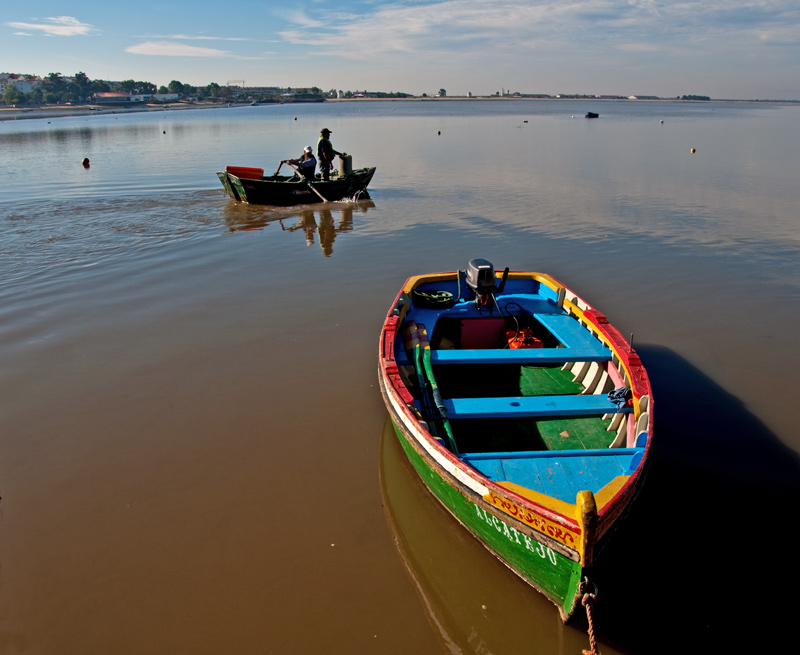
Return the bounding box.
[3,84,24,106]
[5,73,356,107]
[2,72,111,106]
[2,72,222,106]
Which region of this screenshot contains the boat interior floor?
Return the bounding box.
[434,364,616,453]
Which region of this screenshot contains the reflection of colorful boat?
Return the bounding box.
[378,259,653,622]
[380,418,579,653]
[217,165,376,206]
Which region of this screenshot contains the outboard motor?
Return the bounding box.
[466,258,509,310]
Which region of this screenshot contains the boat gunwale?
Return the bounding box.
[223,166,376,188]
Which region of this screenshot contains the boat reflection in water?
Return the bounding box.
[379,418,607,655]
[222,200,374,256]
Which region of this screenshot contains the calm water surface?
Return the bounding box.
[1,100,799,653]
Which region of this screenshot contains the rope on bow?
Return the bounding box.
[580,579,601,655]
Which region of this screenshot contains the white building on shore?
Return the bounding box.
[93,92,180,104]
[0,73,42,94]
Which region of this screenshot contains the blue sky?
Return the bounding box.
[3,1,799,99]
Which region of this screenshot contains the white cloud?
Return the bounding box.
[282,9,324,28]
[125,41,232,57]
[5,16,95,36]
[142,34,252,42]
[279,1,605,56]
[278,0,800,58]
[758,28,800,45]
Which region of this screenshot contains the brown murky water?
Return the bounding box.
[1,101,799,653]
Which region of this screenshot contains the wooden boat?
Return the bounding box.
[378,259,653,622]
[217,165,376,206]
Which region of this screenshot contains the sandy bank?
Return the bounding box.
[0,102,238,122]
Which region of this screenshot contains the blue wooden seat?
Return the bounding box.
[430,346,610,365]
[442,394,629,419]
[532,313,603,351]
[461,447,640,461]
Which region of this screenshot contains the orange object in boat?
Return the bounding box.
[505,328,543,349]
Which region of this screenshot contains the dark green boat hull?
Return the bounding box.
[217,167,376,206]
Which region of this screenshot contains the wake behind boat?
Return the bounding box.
[378,259,653,622]
[217,163,376,206]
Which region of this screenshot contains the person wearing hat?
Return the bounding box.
[282,145,317,181]
[316,128,346,181]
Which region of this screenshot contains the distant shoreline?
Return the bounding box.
[1,97,793,123]
[0,101,231,122]
[326,96,794,104]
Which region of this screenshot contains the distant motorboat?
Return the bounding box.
[585,112,599,119]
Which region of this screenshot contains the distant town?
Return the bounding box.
[2,72,797,107]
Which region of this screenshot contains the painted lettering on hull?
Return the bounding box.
[483,491,579,549]
[473,503,557,565]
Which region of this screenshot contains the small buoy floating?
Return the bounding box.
[82,158,90,168]
[660,120,664,124]
[437,130,441,135]
[690,148,696,153]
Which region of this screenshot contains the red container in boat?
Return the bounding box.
[225,166,264,180]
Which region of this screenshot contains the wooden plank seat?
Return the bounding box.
[441,394,630,419]
[460,447,641,461]
[430,347,611,365]
[532,312,604,351]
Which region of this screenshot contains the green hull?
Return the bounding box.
[217,167,376,206]
[388,416,583,620]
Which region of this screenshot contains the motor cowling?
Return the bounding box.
[466,259,495,295]
[466,259,509,296]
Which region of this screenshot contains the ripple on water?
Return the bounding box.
[0,190,225,283]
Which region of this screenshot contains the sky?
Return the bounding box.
[2,1,799,100]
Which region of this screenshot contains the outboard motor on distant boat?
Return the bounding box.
[466,258,509,310]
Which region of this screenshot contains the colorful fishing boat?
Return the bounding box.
[217,165,376,206]
[377,259,653,622]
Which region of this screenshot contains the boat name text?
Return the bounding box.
[473,503,558,565]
